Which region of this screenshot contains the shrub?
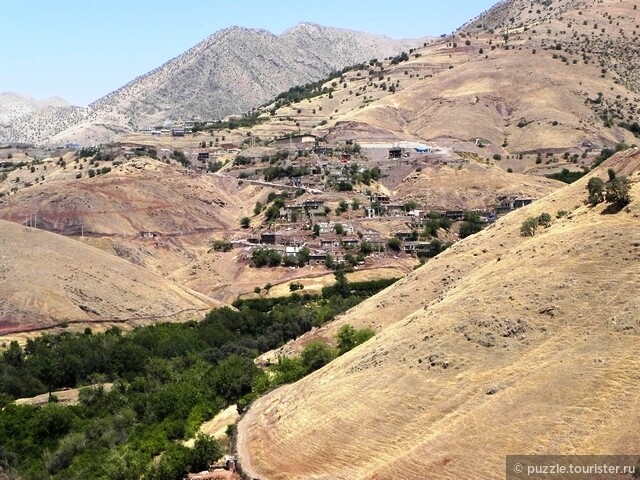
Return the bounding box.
[240,217,250,228]
[251,248,282,267]
[289,282,304,292]
[300,341,337,374]
[336,325,375,355]
[537,212,552,228]
[210,240,232,252]
[546,168,587,184]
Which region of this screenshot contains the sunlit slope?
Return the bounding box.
[0,219,219,334]
[239,149,640,480]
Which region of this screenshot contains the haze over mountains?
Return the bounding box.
[0,23,427,145]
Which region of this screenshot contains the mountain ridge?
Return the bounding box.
[0,23,429,145]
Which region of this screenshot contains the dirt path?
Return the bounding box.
[235,400,267,480]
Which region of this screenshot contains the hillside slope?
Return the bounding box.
[0,219,220,335]
[37,24,426,146]
[238,148,640,479]
[0,156,249,237]
[0,93,82,145]
[247,0,639,157]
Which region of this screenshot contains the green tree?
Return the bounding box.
[336,325,375,355]
[359,241,374,255]
[190,434,222,472]
[459,212,484,238]
[264,205,280,222]
[537,212,552,228]
[300,341,336,374]
[520,216,539,237]
[240,216,250,228]
[387,237,402,252]
[587,177,606,205]
[103,447,145,480]
[271,355,306,385]
[403,200,417,212]
[296,246,310,267]
[208,355,259,404]
[325,253,335,269]
[605,175,632,208]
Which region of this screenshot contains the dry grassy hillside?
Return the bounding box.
[247,0,638,158]
[0,219,220,336]
[392,157,561,209]
[345,0,638,152]
[238,148,640,479]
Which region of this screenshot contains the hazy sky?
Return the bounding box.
[1,0,497,106]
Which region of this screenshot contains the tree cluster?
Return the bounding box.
[587,169,631,209]
[0,277,396,478]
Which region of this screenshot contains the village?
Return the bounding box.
[126,128,536,271]
[1,125,537,276]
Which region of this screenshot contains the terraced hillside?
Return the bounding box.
[238,147,640,479]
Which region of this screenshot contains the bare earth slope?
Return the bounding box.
[393,158,562,210]
[238,148,640,480]
[0,157,248,237]
[0,219,218,334]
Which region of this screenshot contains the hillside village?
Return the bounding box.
[0,0,639,479]
[1,132,550,277]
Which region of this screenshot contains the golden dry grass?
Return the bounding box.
[237,149,640,480]
[0,219,220,336]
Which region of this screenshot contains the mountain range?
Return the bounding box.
[0,23,427,145]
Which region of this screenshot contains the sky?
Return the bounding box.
[0,0,497,106]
